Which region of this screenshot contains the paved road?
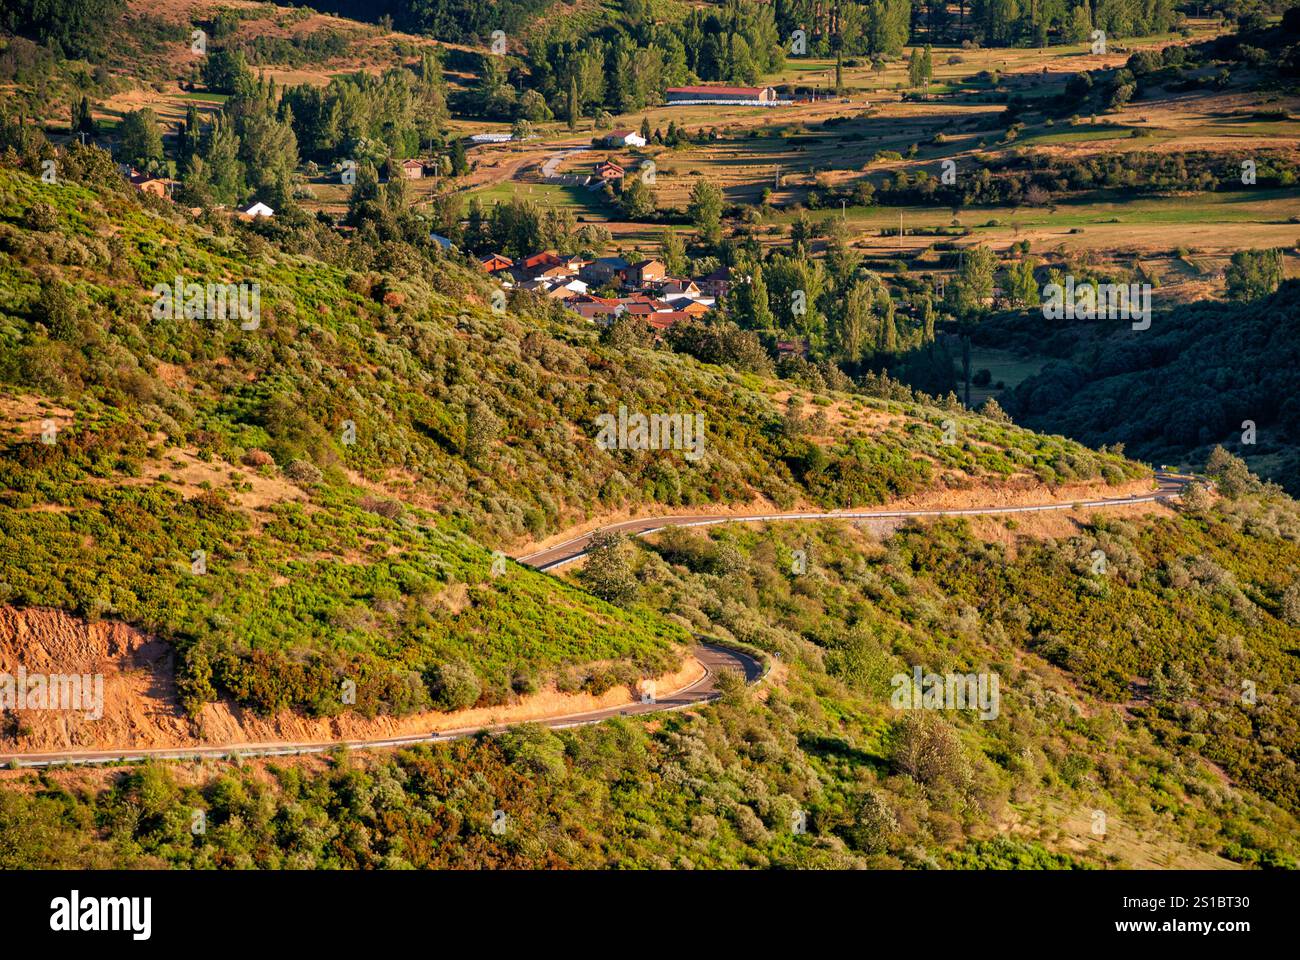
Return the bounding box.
[516,471,1193,571]
[2,473,1192,768]
[0,642,762,769]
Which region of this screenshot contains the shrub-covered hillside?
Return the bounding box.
[0,153,1144,723]
[3,468,1297,870]
[0,161,1144,544]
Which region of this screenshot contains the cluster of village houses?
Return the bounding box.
[479,250,732,331]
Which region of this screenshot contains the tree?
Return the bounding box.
[518,90,552,123]
[179,103,202,164]
[568,74,580,130]
[619,174,657,219]
[118,108,163,172]
[449,138,469,177]
[238,111,299,206]
[1003,257,1040,307]
[920,293,937,343]
[578,531,638,606]
[688,179,724,245]
[765,254,827,340]
[1226,248,1284,302]
[1178,479,1212,513]
[659,228,687,277]
[729,261,774,331]
[345,161,383,228]
[464,399,500,466]
[199,114,244,204]
[952,245,998,314]
[34,278,78,341]
[1151,661,1194,703]
[1066,3,1092,44]
[847,790,898,854]
[908,48,925,88]
[600,313,655,350]
[71,96,95,137]
[979,397,1011,422]
[1205,445,1257,498]
[877,304,899,354]
[890,712,971,790]
[202,48,253,97]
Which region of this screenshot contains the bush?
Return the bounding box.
[425,659,482,711]
[283,459,323,485]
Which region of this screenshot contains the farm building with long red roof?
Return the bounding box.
[666,85,777,103]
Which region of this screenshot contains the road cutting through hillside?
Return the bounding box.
[0,472,1191,769]
[515,471,1194,571]
[0,643,763,769]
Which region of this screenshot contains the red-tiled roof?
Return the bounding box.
[520,251,563,269]
[645,311,691,330]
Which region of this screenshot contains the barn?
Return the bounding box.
[665,85,777,103]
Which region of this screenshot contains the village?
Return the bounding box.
[478,247,730,333]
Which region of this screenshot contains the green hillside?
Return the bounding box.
[0,153,1144,720]
[5,478,1299,870]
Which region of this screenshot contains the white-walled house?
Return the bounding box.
[601,129,647,148]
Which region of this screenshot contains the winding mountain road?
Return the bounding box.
[1,471,1191,768]
[0,643,762,769]
[517,471,1194,571]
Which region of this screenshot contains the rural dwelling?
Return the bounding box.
[399,158,425,179]
[776,339,809,358]
[616,296,673,315]
[479,253,514,274]
[594,159,625,181]
[665,296,711,316]
[629,259,667,286]
[601,129,647,148]
[546,279,589,300]
[516,251,576,281]
[656,279,701,299]
[126,169,169,198]
[695,266,733,299]
[643,311,691,333]
[581,256,630,286]
[238,201,275,219]
[568,294,623,322]
[430,233,452,250]
[666,85,777,103]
